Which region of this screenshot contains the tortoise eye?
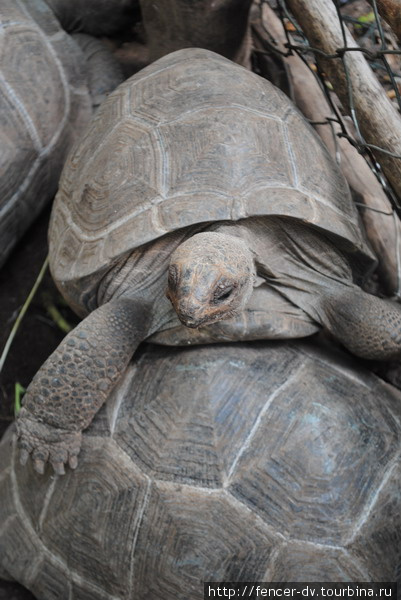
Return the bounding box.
[213,284,234,303]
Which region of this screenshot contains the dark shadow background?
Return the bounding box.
[0,209,79,599]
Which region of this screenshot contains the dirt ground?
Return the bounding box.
[0,209,78,599]
[0,209,80,438]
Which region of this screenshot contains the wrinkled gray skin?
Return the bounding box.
[139,0,253,66]
[72,34,124,110]
[44,0,138,35]
[16,215,401,476]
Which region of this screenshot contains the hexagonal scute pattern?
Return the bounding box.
[0,0,91,266]
[1,25,66,148]
[131,481,279,599]
[284,110,352,218]
[1,340,401,599]
[349,460,401,581]
[127,48,290,125]
[115,343,303,487]
[51,47,372,285]
[73,120,163,236]
[0,88,37,208]
[160,109,293,198]
[39,438,149,597]
[269,541,367,581]
[227,358,401,545]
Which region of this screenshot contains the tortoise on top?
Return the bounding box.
[16,48,401,474]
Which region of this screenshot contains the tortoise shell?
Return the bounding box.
[0,340,400,597]
[0,0,92,266]
[49,48,375,285]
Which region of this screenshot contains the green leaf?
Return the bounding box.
[14,382,26,416]
[357,11,375,24]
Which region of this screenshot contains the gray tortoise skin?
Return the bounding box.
[0,0,123,267]
[44,0,138,36]
[3,341,401,599]
[15,48,401,474]
[139,0,253,66]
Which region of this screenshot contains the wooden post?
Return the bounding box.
[253,3,401,295]
[367,0,401,43]
[285,0,401,206]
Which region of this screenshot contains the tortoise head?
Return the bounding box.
[166,232,255,328]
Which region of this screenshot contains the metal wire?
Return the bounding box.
[261,0,401,295]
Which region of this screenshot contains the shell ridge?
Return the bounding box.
[0,154,44,216]
[87,192,225,240]
[150,206,169,237]
[290,344,372,389]
[345,456,401,546]
[153,126,169,198]
[125,111,161,129]
[69,118,128,189]
[161,103,285,127]
[152,478,223,495]
[298,187,353,219]
[1,6,71,151]
[284,537,347,552]
[68,192,167,240]
[110,50,222,104]
[282,120,299,188]
[9,436,122,600]
[0,74,42,151]
[109,366,138,435]
[37,478,58,532]
[230,197,248,221]
[224,488,287,541]
[29,26,72,150]
[225,362,307,483]
[0,21,23,32]
[240,182,298,195]
[127,475,152,599]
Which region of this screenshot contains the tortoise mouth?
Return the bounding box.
[177,310,236,329]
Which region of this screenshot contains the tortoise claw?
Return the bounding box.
[16,409,82,475]
[19,448,30,466]
[33,458,45,475]
[51,461,65,476]
[69,454,78,470]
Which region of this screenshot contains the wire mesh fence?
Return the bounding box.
[254,0,401,297]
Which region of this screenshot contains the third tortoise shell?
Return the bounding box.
[0,0,92,266]
[49,48,375,285]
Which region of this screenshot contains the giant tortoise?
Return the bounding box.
[0,0,124,266]
[15,48,401,473]
[139,0,253,66]
[3,340,401,598]
[43,0,138,36]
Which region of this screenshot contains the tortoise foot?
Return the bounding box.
[16,411,81,475]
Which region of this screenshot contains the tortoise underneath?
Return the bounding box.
[16,48,401,473]
[3,341,401,598]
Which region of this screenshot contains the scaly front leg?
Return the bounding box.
[319,286,401,360]
[16,298,152,474]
